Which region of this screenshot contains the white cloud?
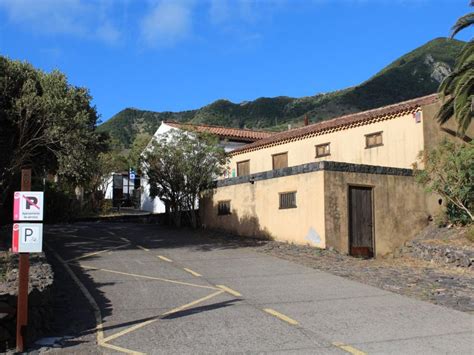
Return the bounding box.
[140,1,193,47]
[0,0,122,44]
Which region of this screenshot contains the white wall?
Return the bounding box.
[140,121,251,213]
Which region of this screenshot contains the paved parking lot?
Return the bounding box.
[43,222,473,354]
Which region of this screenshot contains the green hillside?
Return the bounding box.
[98,38,465,149]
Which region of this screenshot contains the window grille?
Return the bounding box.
[279,192,296,209]
[217,200,231,215]
[315,143,331,157]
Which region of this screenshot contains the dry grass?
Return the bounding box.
[0,251,12,281]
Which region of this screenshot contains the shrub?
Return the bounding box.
[414,139,473,224]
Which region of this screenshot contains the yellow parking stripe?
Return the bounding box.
[137,245,149,252]
[332,342,367,355]
[102,290,224,343]
[100,341,145,355]
[81,265,219,290]
[66,243,129,262]
[183,268,202,277]
[263,308,298,325]
[216,285,242,297]
[157,255,173,262]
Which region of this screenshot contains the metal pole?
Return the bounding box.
[16,168,31,352]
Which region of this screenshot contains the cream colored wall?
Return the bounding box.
[228,112,425,176]
[201,171,326,248]
[422,101,474,151]
[323,171,440,257]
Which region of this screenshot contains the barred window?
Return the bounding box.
[217,200,231,215]
[315,143,330,157]
[365,132,383,148]
[272,152,288,170]
[237,160,250,177]
[279,192,297,209]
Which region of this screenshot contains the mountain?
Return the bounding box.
[98,38,465,149]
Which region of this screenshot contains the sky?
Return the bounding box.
[0,0,472,123]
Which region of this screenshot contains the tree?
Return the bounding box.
[143,130,228,228]
[437,6,474,134]
[0,58,102,183]
[0,56,105,216]
[414,139,473,223]
[128,132,152,172]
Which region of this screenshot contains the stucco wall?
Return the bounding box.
[201,170,326,247]
[422,100,473,152]
[228,111,425,176]
[323,170,440,257]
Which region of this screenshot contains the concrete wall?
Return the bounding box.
[323,170,440,257]
[201,162,442,257]
[228,111,425,176]
[201,170,326,248]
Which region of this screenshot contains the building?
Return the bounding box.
[140,120,274,213]
[200,94,472,257]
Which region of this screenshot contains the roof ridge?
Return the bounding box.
[163,120,275,134]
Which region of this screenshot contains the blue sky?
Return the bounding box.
[0,0,471,123]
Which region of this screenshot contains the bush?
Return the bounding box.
[414,139,473,225]
[43,182,80,223]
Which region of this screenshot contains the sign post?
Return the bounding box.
[13,169,44,352]
[16,169,31,352]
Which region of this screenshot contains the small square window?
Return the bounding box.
[272,152,288,170]
[365,132,383,148]
[279,191,297,209]
[217,200,231,215]
[315,143,330,158]
[237,160,250,177]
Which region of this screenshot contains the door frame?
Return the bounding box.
[347,184,376,258]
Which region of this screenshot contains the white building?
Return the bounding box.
[140,121,274,213]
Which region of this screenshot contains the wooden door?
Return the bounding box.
[349,186,374,258]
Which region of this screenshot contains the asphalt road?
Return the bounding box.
[40,222,473,354]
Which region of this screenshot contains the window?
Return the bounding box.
[315,143,331,158]
[217,200,231,215]
[279,191,297,209]
[272,152,288,170]
[236,160,250,177]
[365,132,383,148]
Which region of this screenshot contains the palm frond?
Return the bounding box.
[436,97,455,125]
[455,42,474,71]
[453,69,474,98]
[451,12,474,38]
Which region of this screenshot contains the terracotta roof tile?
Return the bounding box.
[164,121,275,142]
[230,94,439,155]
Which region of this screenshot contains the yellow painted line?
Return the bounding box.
[46,244,143,354]
[102,290,224,343]
[216,285,242,297]
[81,265,219,290]
[162,290,224,316]
[157,255,173,262]
[137,245,149,252]
[66,243,130,262]
[263,308,298,325]
[100,341,145,355]
[332,342,367,355]
[183,268,202,277]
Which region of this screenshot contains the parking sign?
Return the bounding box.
[12,223,43,253]
[13,191,44,221]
